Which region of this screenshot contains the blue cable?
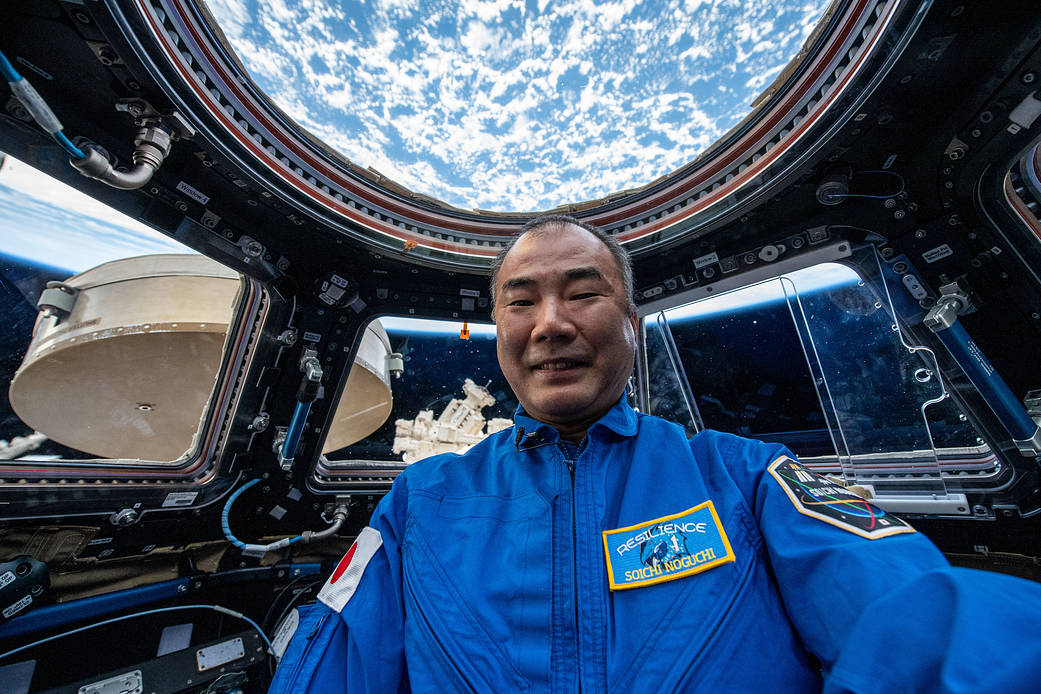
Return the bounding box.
[221,478,301,551]
[1,47,86,159]
[221,478,261,549]
[0,604,275,663]
[52,130,85,159]
[0,50,18,82]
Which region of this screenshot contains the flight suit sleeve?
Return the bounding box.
[268,475,409,694]
[714,434,1041,694]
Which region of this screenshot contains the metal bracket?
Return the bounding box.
[78,670,142,694]
[37,281,79,321]
[922,281,973,332]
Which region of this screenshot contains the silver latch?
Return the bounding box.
[922,282,972,332]
[37,281,79,322]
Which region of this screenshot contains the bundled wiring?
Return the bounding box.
[0,603,275,663]
[1,48,85,159]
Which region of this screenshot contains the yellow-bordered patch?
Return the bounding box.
[602,501,736,590]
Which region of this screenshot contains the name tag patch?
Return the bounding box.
[602,501,735,591]
[768,456,915,539]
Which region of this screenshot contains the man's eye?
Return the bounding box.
[572,293,598,300]
[507,299,533,306]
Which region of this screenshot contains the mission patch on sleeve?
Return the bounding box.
[767,456,916,540]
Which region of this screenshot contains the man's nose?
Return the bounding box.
[531,298,577,341]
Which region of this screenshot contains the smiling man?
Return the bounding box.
[270,216,1041,694]
[492,217,637,441]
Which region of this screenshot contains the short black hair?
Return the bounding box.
[489,214,636,314]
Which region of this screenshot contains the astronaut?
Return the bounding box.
[270,215,1041,693]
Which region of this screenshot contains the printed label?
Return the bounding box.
[162,491,198,508]
[176,181,210,205]
[0,570,15,589]
[768,456,915,539]
[459,288,481,297]
[922,244,953,263]
[271,608,300,662]
[693,252,720,269]
[302,331,322,343]
[602,501,735,590]
[3,595,32,619]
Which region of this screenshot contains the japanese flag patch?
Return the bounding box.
[317,527,383,612]
[767,456,915,540]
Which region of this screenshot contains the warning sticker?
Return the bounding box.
[767,456,915,540]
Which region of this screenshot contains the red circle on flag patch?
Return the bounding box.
[330,541,358,584]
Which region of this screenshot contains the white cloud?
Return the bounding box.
[207,0,830,211]
[0,155,195,271]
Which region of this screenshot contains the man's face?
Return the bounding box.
[494,224,637,439]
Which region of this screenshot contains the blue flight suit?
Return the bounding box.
[270,398,1041,693]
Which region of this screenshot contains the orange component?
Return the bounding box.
[403,240,418,253]
[460,322,470,340]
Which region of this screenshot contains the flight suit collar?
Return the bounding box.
[512,395,639,452]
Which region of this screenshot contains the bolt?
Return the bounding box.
[73,9,91,23]
[1023,72,1037,85]
[178,584,187,593]
[880,247,895,259]
[899,75,913,84]
[1033,313,1040,320]
[979,111,993,123]
[893,261,908,273]
[914,229,926,238]
[884,198,897,209]
[175,201,188,212]
[127,80,141,91]
[97,46,117,66]
[970,128,982,138]
[893,210,906,220]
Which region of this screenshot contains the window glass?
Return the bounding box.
[323,318,517,466]
[205,0,832,211]
[0,154,240,464]
[650,263,989,466]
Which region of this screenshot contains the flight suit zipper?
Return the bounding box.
[565,454,580,693]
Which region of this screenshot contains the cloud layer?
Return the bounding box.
[206,0,826,211]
